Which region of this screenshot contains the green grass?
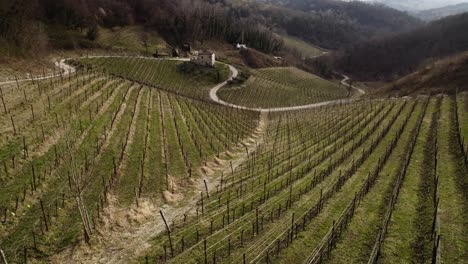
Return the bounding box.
[282,100,422,264]
[117,88,148,205]
[80,57,230,100]
[218,67,349,108]
[144,90,164,196]
[379,98,438,263]
[96,26,168,55]
[457,92,468,158]
[141,99,412,263]
[0,75,131,260]
[0,65,258,261]
[436,97,468,263]
[2,54,467,264]
[281,35,325,58]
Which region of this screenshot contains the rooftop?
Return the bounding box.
[199,50,214,55]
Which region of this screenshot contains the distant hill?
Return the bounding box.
[252,0,421,49]
[416,3,468,21]
[364,0,468,11]
[1,0,422,59]
[330,12,468,81]
[376,52,468,96]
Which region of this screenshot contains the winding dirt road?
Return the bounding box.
[2,55,365,263]
[0,59,76,86]
[1,55,364,113]
[209,63,365,112]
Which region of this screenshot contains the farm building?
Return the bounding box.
[191,50,216,66]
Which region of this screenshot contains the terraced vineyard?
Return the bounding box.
[139,94,467,264]
[0,56,466,264]
[79,56,230,100]
[217,67,349,108]
[0,62,258,262]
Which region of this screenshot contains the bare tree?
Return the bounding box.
[141,32,149,55]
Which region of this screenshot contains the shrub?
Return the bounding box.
[86,25,99,41]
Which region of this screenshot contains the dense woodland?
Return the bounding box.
[0,0,283,55]
[2,0,468,83]
[1,0,422,56]
[213,0,421,50]
[330,12,468,81]
[415,2,468,21]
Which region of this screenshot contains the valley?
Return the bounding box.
[1,0,468,263]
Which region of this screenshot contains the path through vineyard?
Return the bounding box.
[209,72,365,112]
[50,113,268,264]
[40,56,362,263]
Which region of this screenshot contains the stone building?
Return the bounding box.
[191,50,215,67]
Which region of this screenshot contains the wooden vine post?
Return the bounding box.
[0,247,8,264]
[160,209,174,258]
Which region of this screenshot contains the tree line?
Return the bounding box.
[1,0,426,57]
[0,0,284,55]
[329,12,468,81]
[249,0,421,49]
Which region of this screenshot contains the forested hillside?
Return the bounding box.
[0,0,422,59]
[252,0,421,49]
[0,0,283,56]
[260,0,419,32]
[416,3,468,21]
[330,12,468,81]
[368,0,468,11]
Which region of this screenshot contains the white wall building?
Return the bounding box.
[236,43,248,50]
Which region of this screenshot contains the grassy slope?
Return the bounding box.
[379,98,438,263]
[0,57,58,82]
[0,26,168,82]
[96,26,168,55]
[267,100,411,263]
[0,62,258,260]
[320,100,423,264]
[80,57,229,100]
[436,97,468,263]
[458,92,468,151]
[376,52,468,97]
[281,35,325,58]
[218,67,348,108]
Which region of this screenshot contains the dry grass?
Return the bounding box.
[96,26,168,55]
[281,34,325,58]
[0,57,57,81]
[377,52,468,97]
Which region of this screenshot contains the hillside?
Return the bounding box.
[0,0,283,57]
[1,1,468,264]
[330,12,468,81]
[78,56,230,100]
[262,0,419,30]
[281,35,325,58]
[0,0,423,64]
[416,3,468,21]
[366,0,468,11]
[95,26,168,55]
[377,52,468,96]
[218,67,349,108]
[251,0,421,49]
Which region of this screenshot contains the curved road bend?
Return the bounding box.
[209,63,365,113]
[1,56,364,113]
